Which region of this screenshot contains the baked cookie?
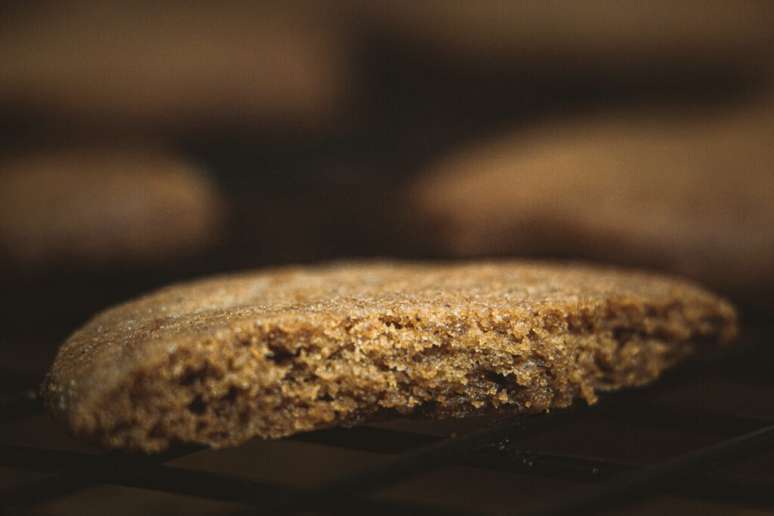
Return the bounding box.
[44,261,736,452]
[409,100,774,299]
[0,148,224,268]
[362,0,774,71]
[0,1,349,130]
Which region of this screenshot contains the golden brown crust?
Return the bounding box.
[44,261,736,452]
[0,148,224,267]
[409,101,774,297]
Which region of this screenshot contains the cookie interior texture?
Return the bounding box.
[45,262,737,452]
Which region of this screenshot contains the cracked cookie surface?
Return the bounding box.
[45,261,737,452]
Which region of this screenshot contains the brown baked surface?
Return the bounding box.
[44,261,736,452]
[0,148,224,267]
[409,100,774,297]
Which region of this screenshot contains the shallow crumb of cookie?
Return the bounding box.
[44,262,737,452]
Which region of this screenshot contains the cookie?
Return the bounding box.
[0,2,348,130]
[44,261,736,452]
[0,148,224,268]
[363,0,774,71]
[409,100,774,299]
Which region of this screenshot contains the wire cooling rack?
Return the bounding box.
[1,323,773,515]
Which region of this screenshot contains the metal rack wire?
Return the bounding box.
[1,326,773,515]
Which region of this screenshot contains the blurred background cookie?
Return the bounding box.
[408,96,774,302]
[0,147,225,269]
[0,1,352,134]
[360,0,774,75]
